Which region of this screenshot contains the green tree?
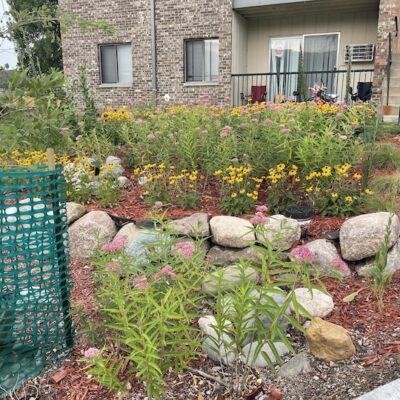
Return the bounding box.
[296,45,307,102]
[6,0,62,74]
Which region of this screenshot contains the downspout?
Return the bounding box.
[150,0,157,103]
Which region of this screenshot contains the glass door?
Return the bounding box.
[303,33,339,94]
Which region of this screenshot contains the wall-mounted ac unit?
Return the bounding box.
[345,44,375,62]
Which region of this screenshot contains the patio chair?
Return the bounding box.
[350,82,372,102]
[251,85,267,103]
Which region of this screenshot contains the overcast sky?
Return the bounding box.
[0,0,18,69]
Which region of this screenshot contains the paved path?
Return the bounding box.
[355,379,400,399]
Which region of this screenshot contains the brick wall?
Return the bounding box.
[59,0,233,109]
[373,0,400,101]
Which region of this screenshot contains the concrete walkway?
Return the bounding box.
[355,379,400,399]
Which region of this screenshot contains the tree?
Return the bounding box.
[296,45,308,102]
[6,0,62,75]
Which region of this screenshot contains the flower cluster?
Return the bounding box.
[101,107,132,122]
[175,242,195,259]
[290,246,316,263]
[101,236,127,252]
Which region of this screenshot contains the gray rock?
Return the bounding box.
[115,223,143,247]
[105,155,124,176]
[117,176,131,189]
[172,213,210,237]
[241,341,290,368]
[356,240,400,276]
[126,231,168,266]
[257,215,301,250]
[292,288,334,318]
[206,245,262,266]
[202,335,236,366]
[68,211,117,259]
[304,239,347,275]
[203,265,260,295]
[355,378,400,400]
[278,352,312,377]
[210,216,255,248]
[340,212,400,261]
[66,202,85,225]
[198,315,232,339]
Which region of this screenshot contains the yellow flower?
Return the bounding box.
[214,170,222,176]
[239,189,245,194]
[365,189,374,195]
[331,193,338,198]
[143,191,149,196]
[277,163,285,171]
[345,196,353,203]
[288,170,297,176]
[189,184,194,188]
[353,173,362,180]
[306,186,313,193]
[231,192,238,198]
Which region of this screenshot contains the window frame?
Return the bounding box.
[184,38,219,84]
[98,43,133,86]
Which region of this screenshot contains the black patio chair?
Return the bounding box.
[349,82,372,102]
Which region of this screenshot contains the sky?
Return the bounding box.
[0,0,18,69]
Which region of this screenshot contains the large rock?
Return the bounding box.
[356,241,400,276]
[293,288,334,318]
[206,245,262,266]
[278,352,312,377]
[304,239,347,275]
[198,315,232,339]
[202,265,260,295]
[306,317,356,361]
[105,155,124,176]
[66,202,85,225]
[241,341,290,368]
[172,213,210,237]
[202,335,236,366]
[115,223,143,247]
[340,212,400,261]
[117,176,132,189]
[257,215,301,250]
[355,378,400,400]
[210,216,255,248]
[69,211,117,259]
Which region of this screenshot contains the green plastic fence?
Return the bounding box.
[0,165,72,396]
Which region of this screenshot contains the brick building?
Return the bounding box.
[60,0,400,115]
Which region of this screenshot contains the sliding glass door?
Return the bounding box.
[269,33,339,99]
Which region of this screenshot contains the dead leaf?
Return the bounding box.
[198,391,204,400]
[343,289,363,303]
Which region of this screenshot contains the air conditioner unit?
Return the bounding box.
[345,44,375,62]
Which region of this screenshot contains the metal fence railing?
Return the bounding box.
[231,69,374,106]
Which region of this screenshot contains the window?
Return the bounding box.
[100,44,133,84]
[185,39,219,82]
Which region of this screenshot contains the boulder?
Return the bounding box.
[206,245,262,266]
[257,215,301,250]
[114,223,143,247]
[68,211,117,259]
[304,239,348,275]
[66,202,85,225]
[117,176,132,189]
[340,212,400,261]
[172,213,210,237]
[241,341,290,368]
[202,265,260,295]
[105,155,124,176]
[306,317,356,361]
[202,335,236,366]
[356,241,400,276]
[198,315,232,339]
[278,352,312,377]
[210,216,255,248]
[293,288,334,318]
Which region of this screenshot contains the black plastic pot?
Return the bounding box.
[284,204,314,220]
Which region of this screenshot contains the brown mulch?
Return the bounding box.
[307,215,346,238]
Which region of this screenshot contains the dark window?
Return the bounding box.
[185,39,219,82]
[100,44,132,84]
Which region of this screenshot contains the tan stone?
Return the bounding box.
[306,317,356,362]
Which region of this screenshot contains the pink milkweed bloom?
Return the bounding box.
[332,258,351,276]
[256,205,268,213]
[154,201,163,209]
[104,261,122,272]
[250,212,269,226]
[280,128,290,134]
[84,347,100,358]
[175,241,195,259]
[290,246,316,263]
[101,236,127,252]
[160,265,173,276]
[133,275,149,289]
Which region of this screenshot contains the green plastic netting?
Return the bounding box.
[0,165,72,396]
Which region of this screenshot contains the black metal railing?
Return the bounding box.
[231,69,374,106]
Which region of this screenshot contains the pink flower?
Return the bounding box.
[133,275,149,289]
[256,205,268,213]
[251,118,258,124]
[290,246,316,263]
[60,127,70,133]
[332,258,351,276]
[84,347,100,358]
[280,128,290,134]
[105,261,122,272]
[135,119,145,125]
[147,133,156,140]
[75,135,82,142]
[160,265,173,275]
[220,125,233,140]
[175,241,195,259]
[263,119,273,126]
[101,236,127,252]
[154,201,163,209]
[250,212,269,226]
